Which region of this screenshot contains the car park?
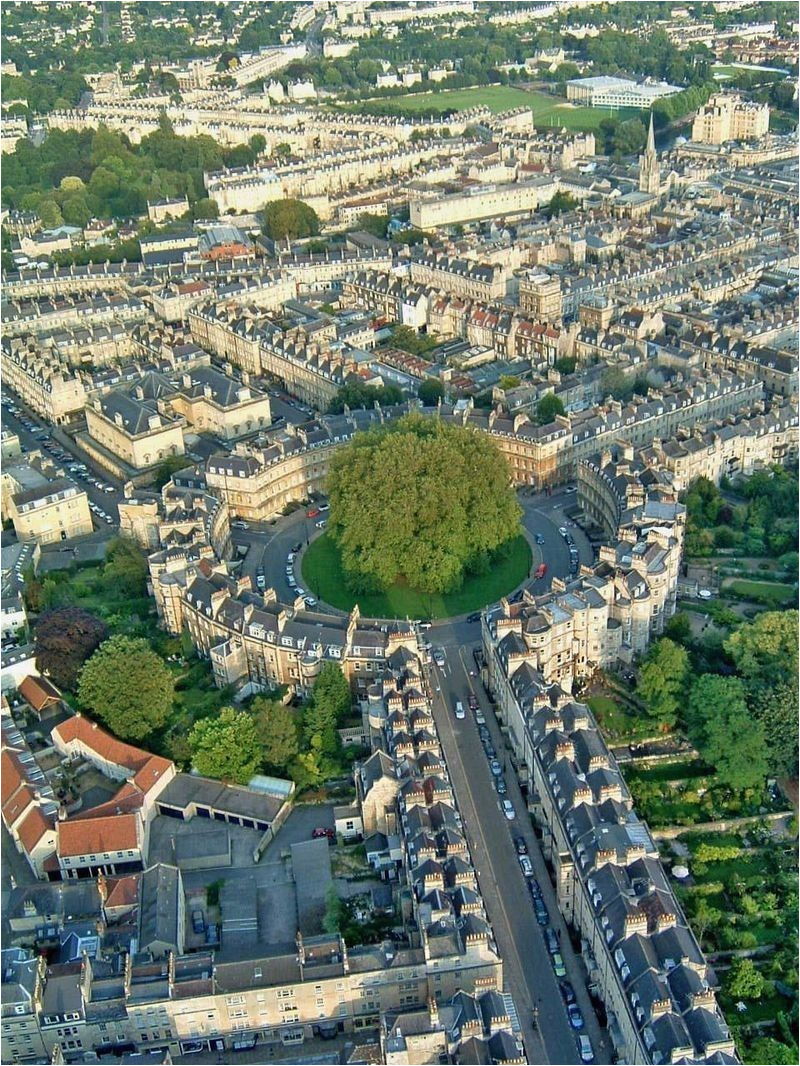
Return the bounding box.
[501,799,516,820]
[518,855,533,877]
[568,1004,584,1030]
[551,952,566,978]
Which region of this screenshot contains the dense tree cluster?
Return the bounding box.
[684,470,798,558]
[34,607,109,691]
[327,414,522,594]
[535,393,566,425]
[78,635,175,742]
[328,381,404,415]
[2,118,264,223]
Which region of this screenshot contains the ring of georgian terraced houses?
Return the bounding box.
[1,7,798,1064]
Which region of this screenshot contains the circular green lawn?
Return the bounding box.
[301,533,531,619]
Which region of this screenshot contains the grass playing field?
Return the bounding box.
[345,85,640,131]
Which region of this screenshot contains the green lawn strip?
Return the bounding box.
[623,759,709,782]
[302,533,530,618]
[586,695,653,743]
[724,579,796,607]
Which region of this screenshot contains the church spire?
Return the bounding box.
[646,111,656,153]
[639,111,660,196]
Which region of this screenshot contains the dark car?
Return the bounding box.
[468,693,478,711]
[466,612,481,623]
[191,909,205,934]
[495,776,507,795]
[545,927,559,955]
[514,836,528,855]
[478,725,490,741]
[535,533,545,545]
[534,899,549,925]
[292,542,302,552]
[529,877,542,898]
[559,980,576,1005]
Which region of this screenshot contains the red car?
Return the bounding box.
[307,508,320,518]
[535,563,547,580]
[312,827,335,840]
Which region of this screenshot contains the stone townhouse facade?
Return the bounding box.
[409,253,508,303]
[0,344,88,424]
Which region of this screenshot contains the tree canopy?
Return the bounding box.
[686,674,768,790]
[303,662,351,757]
[262,198,320,241]
[77,635,174,741]
[253,695,300,772]
[327,414,522,594]
[34,607,108,691]
[328,381,404,414]
[536,393,566,425]
[637,638,689,730]
[418,378,445,406]
[189,706,261,784]
[102,536,148,597]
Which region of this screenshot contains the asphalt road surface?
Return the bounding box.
[427,634,613,1065]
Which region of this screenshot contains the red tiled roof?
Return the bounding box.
[17,807,55,852]
[52,716,172,794]
[2,784,36,827]
[1,748,25,807]
[104,873,140,910]
[19,675,62,713]
[70,782,145,820]
[57,813,139,858]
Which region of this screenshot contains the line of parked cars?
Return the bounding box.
[285,551,317,607]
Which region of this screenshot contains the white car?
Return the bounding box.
[518,855,533,877]
[304,596,317,607]
[502,799,516,821]
[316,519,327,529]
[578,1035,594,1063]
[295,587,306,598]
[287,576,296,588]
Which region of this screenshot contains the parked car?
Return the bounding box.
[501,799,516,821]
[545,927,559,954]
[489,759,502,776]
[535,533,545,545]
[513,836,528,855]
[577,1035,594,1063]
[534,898,549,925]
[318,502,329,511]
[474,709,485,725]
[417,620,432,630]
[292,542,302,553]
[518,855,533,877]
[467,693,478,711]
[559,527,568,537]
[433,649,445,668]
[307,508,320,518]
[205,923,219,944]
[466,612,481,623]
[316,519,327,528]
[191,910,205,934]
[568,1004,585,1030]
[559,980,576,1005]
[304,596,317,607]
[312,827,335,840]
[551,952,566,978]
[495,776,507,795]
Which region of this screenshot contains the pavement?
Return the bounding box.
[426,637,614,1065]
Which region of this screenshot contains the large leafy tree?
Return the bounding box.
[536,393,566,425]
[328,381,404,415]
[262,198,320,241]
[189,707,261,784]
[725,611,799,776]
[34,607,108,691]
[636,638,689,729]
[253,696,299,771]
[103,536,148,597]
[686,675,768,790]
[327,414,522,594]
[303,662,351,756]
[77,636,174,741]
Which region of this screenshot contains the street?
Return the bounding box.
[426,634,613,1065]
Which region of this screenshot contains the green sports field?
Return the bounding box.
[347,85,640,130]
